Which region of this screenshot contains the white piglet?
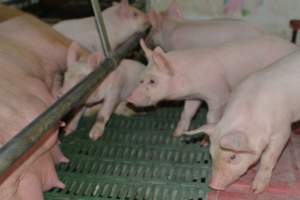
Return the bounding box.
[128,36,297,138]
[147,1,263,51]
[63,42,145,139]
[185,49,300,193]
[53,0,149,52]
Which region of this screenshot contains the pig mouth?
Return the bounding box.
[127,95,157,107]
[209,184,226,191]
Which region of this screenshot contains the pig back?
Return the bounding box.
[0,14,75,73]
[213,35,297,88]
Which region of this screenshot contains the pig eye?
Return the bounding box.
[149,79,155,84]
[230,154,236,160]
[140,80,144,84]
[133,12,138,17]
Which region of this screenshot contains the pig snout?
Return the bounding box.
[210,177,226,190]
[209,168,240,191]
[127,94,144,106]
[127,87,156,107]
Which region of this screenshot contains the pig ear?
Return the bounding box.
[87,52,102,69]
[140,39,153,60]
[220,132,254,153]
[67,41,81,67]
[117,0,130,18]
[166,1,183,19]
[148,9,162,30]
[152,47,174,76]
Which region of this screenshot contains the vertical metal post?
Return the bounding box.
[291,30,298,44]
[90,0,112,58]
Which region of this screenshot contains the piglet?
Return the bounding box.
[185,49,300,193]
[63,42,145,139]
[53,0,149,52]
[128,36,297,138]
[147,1,263,51]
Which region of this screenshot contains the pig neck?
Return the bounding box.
[167,66,200,100]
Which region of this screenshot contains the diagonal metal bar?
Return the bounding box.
[0,31,146,179]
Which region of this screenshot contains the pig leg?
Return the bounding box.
[83,104,102,117]
[89,74,123,140]
[251,129,291,193]
[89,95,120,140]
[200,99,227,146]
[173,100,202,137]
[52,73,63,99]
[206,85,230,124]
[64,107,86,135]
[114,101,136,116]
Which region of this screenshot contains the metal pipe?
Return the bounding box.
[0,31,146,179]
[91,0,112,58]
[291,30,298,44]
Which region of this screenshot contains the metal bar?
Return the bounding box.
[91,0,112,58]
[291,30,298,44]
[0,31,146,178]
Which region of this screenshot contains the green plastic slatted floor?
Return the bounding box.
[45,104,211,200]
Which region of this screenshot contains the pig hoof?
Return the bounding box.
[59,121,66,128]
[60,156,70,164]
[64,127,75,136]
[89,124,104,141]
[251,178,269,194]
[199,136,210,147]
[115,106,136,117]
[172,131,183,137]
[64,123,78,136]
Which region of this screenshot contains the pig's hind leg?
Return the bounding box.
[173,100,202,137]
[64,107,86,135]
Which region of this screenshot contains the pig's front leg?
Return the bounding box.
[251,128,291,193]
[52,73,63,99]
[89,96,119,141]
[64,107,85,135]
[173,100,202,137]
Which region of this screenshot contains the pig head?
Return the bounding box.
[146,1,183,49]
[127,39,175,107]
[62,41,102,95]
[185,121,267,192]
